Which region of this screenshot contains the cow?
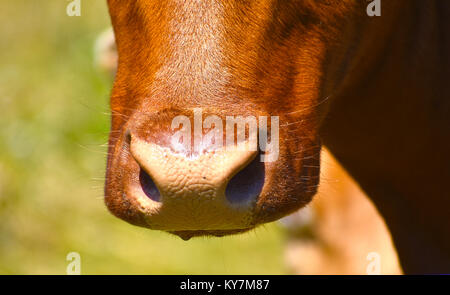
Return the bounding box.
[104,0,450,274]
[94,29,401,275]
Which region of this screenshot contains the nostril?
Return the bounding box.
[139,168,161,202]
[225,155,265,205]
[124,129,132,144]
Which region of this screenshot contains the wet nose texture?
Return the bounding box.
[129,135,264,231]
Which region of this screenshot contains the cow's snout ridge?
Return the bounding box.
[128,135,264,231]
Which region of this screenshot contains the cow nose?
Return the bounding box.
[129,135,265,231]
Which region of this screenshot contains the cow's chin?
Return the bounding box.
[169,228,254,241]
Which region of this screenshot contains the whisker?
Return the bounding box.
[283,95,331,117]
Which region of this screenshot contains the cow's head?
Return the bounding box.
[104,0,370,240]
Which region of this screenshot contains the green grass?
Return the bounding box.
[0,0,286,274]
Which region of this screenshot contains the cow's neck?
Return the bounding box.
[320,0,450,274]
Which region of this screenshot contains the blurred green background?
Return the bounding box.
[0,1,286,274]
